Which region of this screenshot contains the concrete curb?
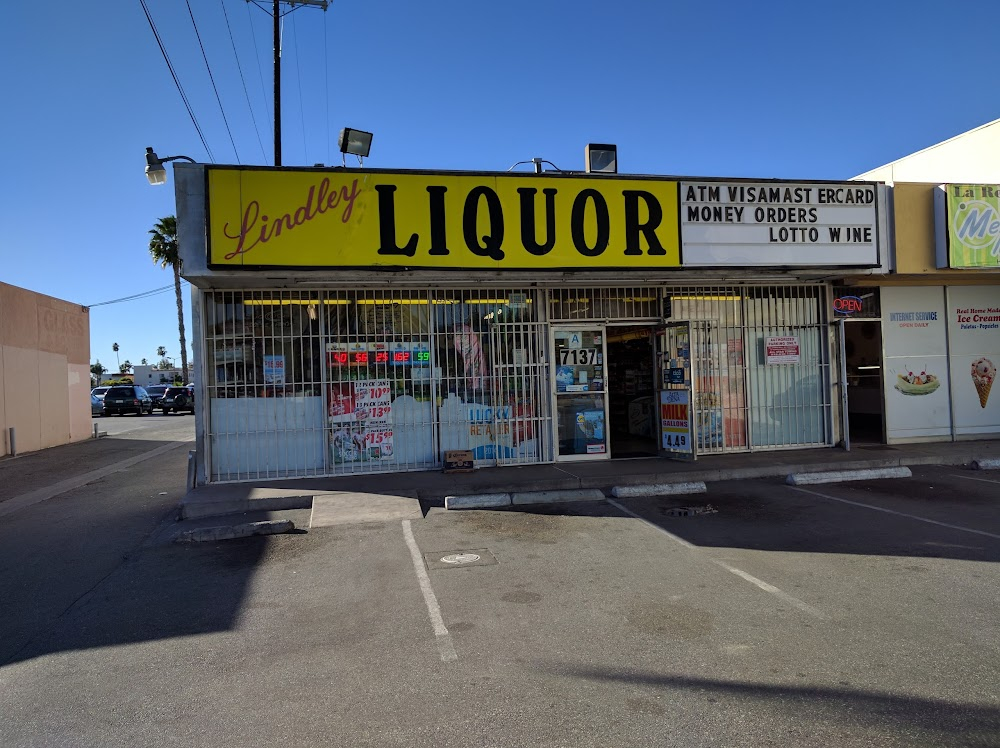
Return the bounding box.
[174,519,295,543]
[611,481,707,498]
[181,494,314,520]
[444,493,511,510]
[972,458,1000,470]
[511,488,605,505]
[786,466,912,486]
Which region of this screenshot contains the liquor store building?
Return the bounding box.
[174,165,887,484]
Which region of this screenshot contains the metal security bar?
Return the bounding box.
[205,290,327,481]
[323,288,436,475]
[741,285,830,449]
[549,286,660,321]
[433,289,551,467]
[203,283,832,482]
[660,283,831,452]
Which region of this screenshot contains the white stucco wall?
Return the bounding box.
[854,118,1000,184]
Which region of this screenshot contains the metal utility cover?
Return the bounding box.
[423,549,498,570]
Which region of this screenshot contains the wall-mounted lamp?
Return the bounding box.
[585,143,617,174]
[338,128,373,166]
[145,147,196,185]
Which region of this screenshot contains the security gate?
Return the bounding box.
[201,284,833,482]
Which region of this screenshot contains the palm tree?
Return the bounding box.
[112,342,120,372]
[120,361,133,375]
[91,361,107,387]
[148,216,188,381]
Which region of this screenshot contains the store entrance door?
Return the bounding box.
[552,326,609,460]
[844,319,885,444]
[606,325,659,457]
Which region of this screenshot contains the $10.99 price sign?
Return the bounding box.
[353,379,392,425]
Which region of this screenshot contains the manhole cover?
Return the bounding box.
[441,553,481,564]
[424,548,498,570]
[665,505,717,517]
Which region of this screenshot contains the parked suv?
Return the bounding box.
[103,385,153,416]
[161,385,194,415]
[144,384,169,408]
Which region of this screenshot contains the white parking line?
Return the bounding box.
[787,485,1000,541]
[402,520,457,662]
[949,473,1000,485]
[607,499,828,620]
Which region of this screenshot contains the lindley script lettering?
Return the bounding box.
[222,177,360,259]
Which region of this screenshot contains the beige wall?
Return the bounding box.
[0,282,91,456]
[889,183,1000,283]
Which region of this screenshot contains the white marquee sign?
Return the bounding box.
[680,181,880,267]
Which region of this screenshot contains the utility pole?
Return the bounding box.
[253,0,330,167]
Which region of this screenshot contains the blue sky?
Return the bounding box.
[4,0,998,376]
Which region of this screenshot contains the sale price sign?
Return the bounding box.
[353,379,392,425]
[660,389,692,453]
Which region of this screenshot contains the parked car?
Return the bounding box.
[161,385,194,415]
[103,385,153,416]
[144,384,169,408]
[91,393,105,417]
[91,386,112,401]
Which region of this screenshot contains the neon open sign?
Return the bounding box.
[834,295,863,315]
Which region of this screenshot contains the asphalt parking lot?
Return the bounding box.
[397,464,1000,747]
[2,464,998,747]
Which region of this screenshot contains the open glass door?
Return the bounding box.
[552,326,608,460]
[657,321,696,459]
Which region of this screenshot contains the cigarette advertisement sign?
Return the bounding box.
[681,181,880,266]
[937,184,1000,269]
[207,167,681,269]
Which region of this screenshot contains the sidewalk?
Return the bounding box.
[180,438,1000,520]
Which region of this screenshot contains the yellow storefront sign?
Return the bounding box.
[207,168,680,269]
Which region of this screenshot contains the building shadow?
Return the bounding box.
[496,475,1000,564]
[539,664,1000,745]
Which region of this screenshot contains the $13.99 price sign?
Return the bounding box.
[353,379,392,425]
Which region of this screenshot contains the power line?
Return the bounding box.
[246,0,274,158]
[185,0,241,163]
[86,282,189,309]
[220,0,267,163]
[292,12,307,163]
[138,0,216,162]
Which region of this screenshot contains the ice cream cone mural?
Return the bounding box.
[971,357,996,408]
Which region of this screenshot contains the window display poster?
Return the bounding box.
[660,389,692,452]
[947,286,1000,434]
[881,287,951,439]
[576,409,606,454]
[329,378,394,461]
[437,393,538,460]
[263,354,285,385]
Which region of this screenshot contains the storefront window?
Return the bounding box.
[323,290,434,471]
[205,291,326,480]
[434,290,545,464]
